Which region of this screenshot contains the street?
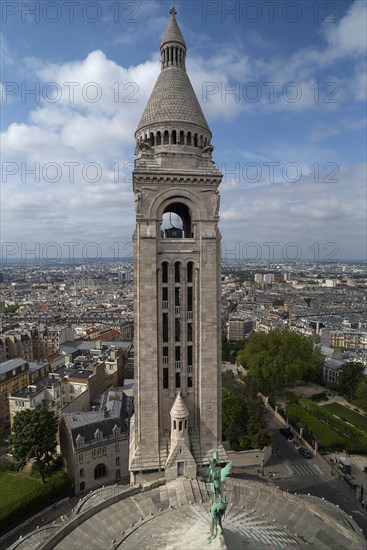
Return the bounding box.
[262,414,367,538]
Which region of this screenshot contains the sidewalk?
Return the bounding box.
[325,450,367,489]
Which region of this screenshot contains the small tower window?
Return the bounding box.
[163,313,168,342]
[175,318,180,342]
[163,368,169,389]
[194,133,198,147]
[162,262,168,283]
[187,262,193,282]
[179,421,183,431]
[156,131,161,145]
[173,420,177,430]
[163,130,169,145]
[172,130,177,144]
[180,131,185,145]
[174,262,181,282]
[150,132,155,146]
[187,132,192,146]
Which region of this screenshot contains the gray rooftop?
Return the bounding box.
[64,389,130,442]
[0,358,26,374]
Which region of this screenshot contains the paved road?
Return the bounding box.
[263,413,367,538]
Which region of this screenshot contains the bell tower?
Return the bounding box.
[129,8,225,481]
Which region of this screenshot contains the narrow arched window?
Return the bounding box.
[172,130,177,144]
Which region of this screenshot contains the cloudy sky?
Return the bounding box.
[1,0,366,262]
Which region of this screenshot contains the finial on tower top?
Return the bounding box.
[170,6,177,17]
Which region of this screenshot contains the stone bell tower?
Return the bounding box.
[129,8,225,482]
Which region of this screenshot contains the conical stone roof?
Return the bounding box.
[170,391,189,418]
[136,68,210,135]
[135,10,211,137]
[161,12,186,48]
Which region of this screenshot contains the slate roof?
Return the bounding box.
[64,389,130,443]
[0,358,26,374]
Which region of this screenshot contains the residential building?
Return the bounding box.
[59,389,130,495]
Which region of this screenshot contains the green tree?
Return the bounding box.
[9,409,58,483]
[338,362,365,401]
[221,373,272,451]
[237,329,323,397]
[355,378,367,410]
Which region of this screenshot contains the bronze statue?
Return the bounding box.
[207,451,232,540]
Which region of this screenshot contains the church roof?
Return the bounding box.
[170,391,189,418]
[161,10,186,48]
[136,68,210,135]
[135,11,210,136]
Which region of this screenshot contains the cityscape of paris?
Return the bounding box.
[1,1,366,549]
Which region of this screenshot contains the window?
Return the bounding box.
[187,346,193,366]
[175,319,180,342]
[162,262,168,283]
[162,287,168,302]
[174,262,180,283]
[115,443,120,452]
[94,429,102,441]
[79,468,84,477]
[177,461,184,476]
[187,262,193,282]
[80,481,85,492]
[116,456,120,466]
[163,368,169,389]
[175,287,180,307]
[78,454,84,463]
[69,385,74,393]
[175,372,181,388]
[188,376,193,388]
[163,313,168,342]
[187,324,193,342]
[94,463,106,479]
[187,287,193,311]
[115,469,121,480]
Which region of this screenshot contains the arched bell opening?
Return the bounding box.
[160,202,192,238]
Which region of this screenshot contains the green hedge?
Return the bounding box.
[0,471,71,532]
[299,400,367,453]
[286,403,345,450]
[286,400,367,454]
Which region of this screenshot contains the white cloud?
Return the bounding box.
[322,0,367,57]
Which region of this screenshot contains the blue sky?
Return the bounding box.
[1,0,366,262]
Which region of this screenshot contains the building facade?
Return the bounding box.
[129,9,225,481]
[59,389,130,495]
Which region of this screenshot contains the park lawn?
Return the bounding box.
[0,471,70,532]
[323,403,367,432]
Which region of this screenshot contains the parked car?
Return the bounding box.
[343,474,358,490]
[279,428,293,440]
[298,447,312,459]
